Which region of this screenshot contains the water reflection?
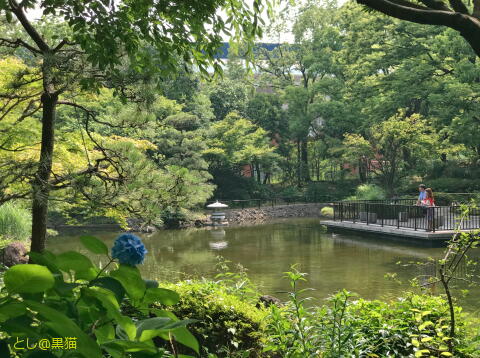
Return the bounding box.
[47,218,479,311]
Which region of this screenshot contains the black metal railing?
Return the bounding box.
[332,200,480,232]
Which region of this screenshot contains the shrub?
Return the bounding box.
[320,206,334,218]
[347,294,476,357]
[408,178,480,194]
[161,209,188,229]
[161,280,267,357]
[348,183,386,200]
[306,181,358,201]
[277,186,304,202]
[263,267,477,358]
[0,201,31,242]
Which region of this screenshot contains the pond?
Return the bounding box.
[48,218,480,312]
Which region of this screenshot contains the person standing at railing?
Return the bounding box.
[421,188,436,231]
[416,184,427,205]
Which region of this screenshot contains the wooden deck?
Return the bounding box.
[319,220,470,240]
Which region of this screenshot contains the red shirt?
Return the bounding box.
[422,197,435,206]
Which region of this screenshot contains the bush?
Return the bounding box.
[161,209,188,229]
[320,206,334,218]
[276,186,304,202]
[0,201,31,242]
[347,294,476,357]
[264,267,478,358]
[430,178,480,193]
[161,280,267,357]
[348,183,386,200]
[406,178,480,194]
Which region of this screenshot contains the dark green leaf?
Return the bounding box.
[24,300,102,358]
[90,277,125,302]
[101,340,156,353]
[25,351,58,358]
[0,339,10,358]
[28,251,61,274]
[0,302,26,322]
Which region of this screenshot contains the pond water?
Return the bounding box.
[47,218,480,312]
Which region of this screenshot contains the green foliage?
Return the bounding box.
[276,186,304,202]
[0,234,198,358]
[0,202,31,241]
[425,178,480,193]
[305,181,357,201]
[160,280,267,357]
[320,206,334,218]
[350,183,387,200]
[263,266,477,357]
[160,209,188,229]
[205,112,277,167]
[208,79,250,121]
[344,113,437,195]
[210,167,274,200]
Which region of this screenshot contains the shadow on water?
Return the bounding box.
[47,217,480,312]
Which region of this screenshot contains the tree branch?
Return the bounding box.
[357,0,480,56]
[8,0,50,52]
[357,0,458,27]
[53,38,74,52]
[0,37,41,54]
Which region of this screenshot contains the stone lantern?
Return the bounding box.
[207,201,228,226]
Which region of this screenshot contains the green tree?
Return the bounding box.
[256,1,343,185]
[0,0,268,252]
[205,111,279,183]
[208,78,251,121]
[343,112,438,195]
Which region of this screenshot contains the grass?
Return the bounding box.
[0,201,31,244]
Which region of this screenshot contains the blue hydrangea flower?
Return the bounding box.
[111,233,148,266]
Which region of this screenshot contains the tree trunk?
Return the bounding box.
[358,158,367,183]
[31,92,58,253]
[296,140,301,187]
[255,162,261,183]
[300,140,310,182]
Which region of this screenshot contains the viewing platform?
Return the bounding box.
[320,199,480,241]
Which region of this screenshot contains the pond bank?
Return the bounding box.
[224,203,327,224]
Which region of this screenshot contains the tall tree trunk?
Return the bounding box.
[255,162,261,183]
[296,140,301,187]
[358,158,367,183]
[300,140,310,182]
[31,91,58,253]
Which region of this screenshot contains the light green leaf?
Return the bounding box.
[80,235,109,255]
[143,287,180,306]
[4,264,55,294]
[110,264,146,300]
[55,251,95,274]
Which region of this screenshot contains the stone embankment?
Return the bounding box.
[225,203,327,224]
